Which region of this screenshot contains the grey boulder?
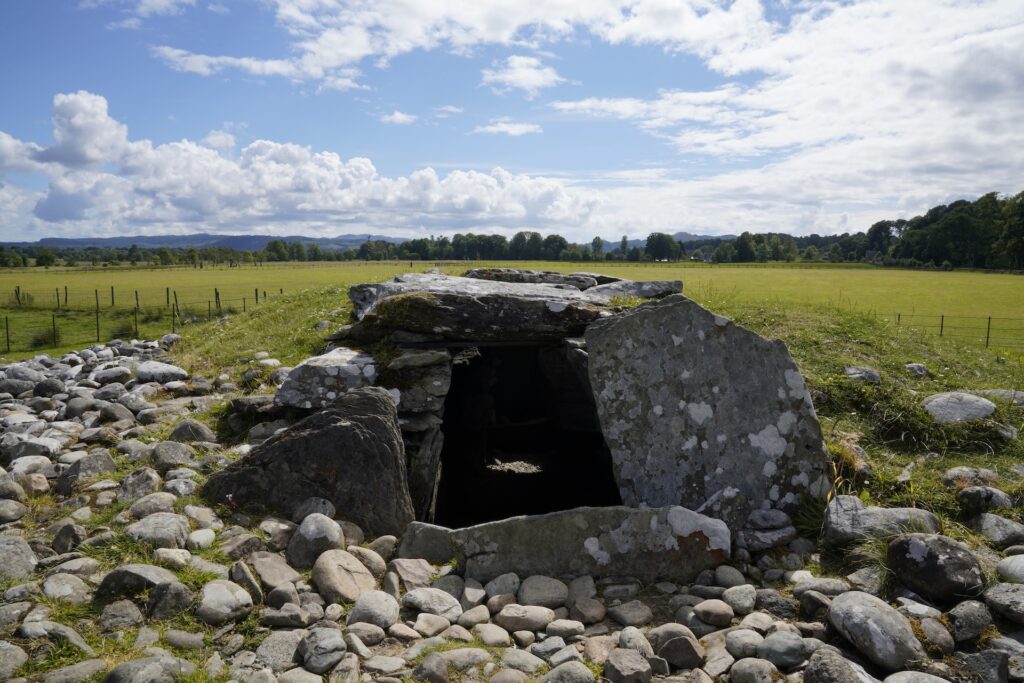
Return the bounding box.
[922,392,996,424]
[203,387,414,536]
[136,361,189,383]
[829,591,926,671]
[886,533,985,603]
[823,495,940,546]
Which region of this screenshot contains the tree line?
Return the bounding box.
[2,190,1021,270]
[700,191,1024,269]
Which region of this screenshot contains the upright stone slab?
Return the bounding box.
[448,505,729,584]
[275,347,377,410]
[586,295,829,516]
[203,387,414,536]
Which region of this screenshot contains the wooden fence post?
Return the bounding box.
[55,288,60,310]
[939,315,944,336]
[64,286,68,306]
[986,317,992,347]
[110,286,114,307]
[166,287,170,306]
[4,316,9,353]
[51,314,57,347]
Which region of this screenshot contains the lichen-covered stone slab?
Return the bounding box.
[342,272,681,342]
[275,347,377,409]
[448,505,729,583]
[585,295,829,516]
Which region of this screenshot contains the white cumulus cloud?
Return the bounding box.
[379,110,417,125]
[0,91,597,240]
[481,55,565,98]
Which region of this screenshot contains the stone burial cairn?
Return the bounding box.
[0,270,1017,683]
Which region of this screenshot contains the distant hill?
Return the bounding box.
[1,233,405,252]
[4,230,734,253]
[599,232,734,252]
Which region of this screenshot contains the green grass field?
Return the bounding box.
[0,260,1022,358]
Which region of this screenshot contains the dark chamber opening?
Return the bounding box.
[434,344,622,528]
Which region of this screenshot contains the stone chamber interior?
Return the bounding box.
[434,344,623,528]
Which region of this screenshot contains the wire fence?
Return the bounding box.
[4,283,289,313]
[1,288,282,355]
[874,312,1024,349]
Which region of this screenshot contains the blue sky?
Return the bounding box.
[0,0,1022,242]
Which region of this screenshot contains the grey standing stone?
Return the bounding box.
[203,388,414,536]
[450,505,729,584]
[586,295,829,515]
[274,347,377,409]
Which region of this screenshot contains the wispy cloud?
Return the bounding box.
[434,105,464,118]
[472,118,542,136]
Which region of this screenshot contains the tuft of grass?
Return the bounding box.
[79,531,152,569]
[607,294,645,309]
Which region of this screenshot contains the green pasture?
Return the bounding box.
[0,260,1021,358]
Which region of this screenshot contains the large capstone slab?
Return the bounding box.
[341,272,681,342]
[445,505,729,583]
[586,295,829,516]
[202,387,414,536]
